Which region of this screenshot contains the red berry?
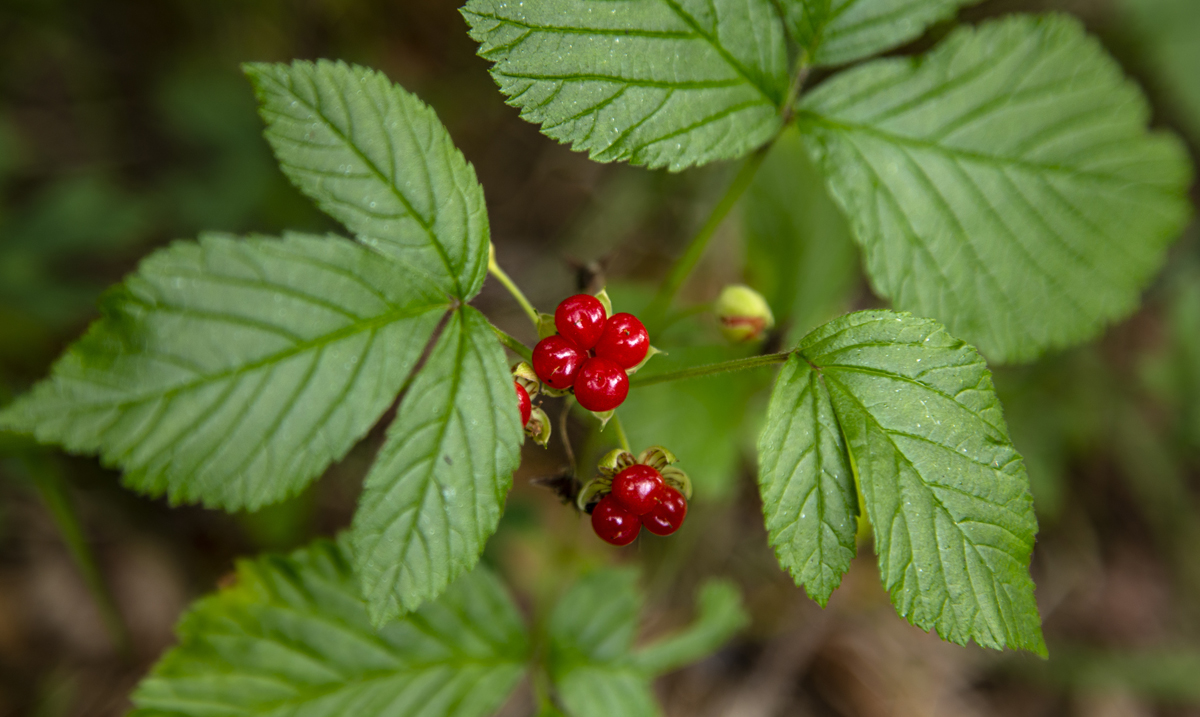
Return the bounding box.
[611,464,666,516]
[573,357,629,412]
[642,486,687,536]
[594,313,649,369]
[533,335,587,390]
[555,294,607,350]
[515,381,531,427]
[591,495,640,546]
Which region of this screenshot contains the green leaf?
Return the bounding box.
[0,233,446,510]
[796,15,1194,363]
[462,0,789,171]
[761,310,1046,654]
[547,569,746,717]
[352,306,524,625]
[744,127,858,342]
[783,0,982,67]
[131,539,529,717]
[245,60,490,300]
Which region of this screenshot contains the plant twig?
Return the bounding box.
[490,322,533,362]
[487,244,540,329]
[611,411,632,453]
[629,352,791,388]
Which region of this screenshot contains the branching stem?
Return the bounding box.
[611,411,632,453]
[630,352,791,388]
[487,245,540,329]
[489,323,533,362]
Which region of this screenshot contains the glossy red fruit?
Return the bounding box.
[594,313,649,369]
[642,486,687,536]
[573,357,629,412]
[611,464,666,516]
[515,381,532,427]
[533,335,586,390]
[591,495,640,546]
[555,294,607,350]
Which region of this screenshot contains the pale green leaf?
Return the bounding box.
[783,0,982,67]
[547,569,746,717]
[766,310,1046,654]
[131,539,528,717]
[462,0,789,171]
[245,60,490,299]
[744,127,858,342]
[797,15,1194,363]
[352,306,524,625]
[0,233,446,510]
[757,348,859,607]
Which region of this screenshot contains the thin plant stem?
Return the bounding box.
[629,352,791,388]
[611,411,632,453]
[490,323,533,362]
[644,146,772,331]
[487,245,540,329]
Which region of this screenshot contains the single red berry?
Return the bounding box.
[533,335,587,390]
[642,486,687,536]
[611,464,666,516]
[573,357,629,412]
[591,495,641,546]
[594,313,649,369]
[515,381,532,427]
[555,294,607,350]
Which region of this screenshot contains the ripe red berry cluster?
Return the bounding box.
[591,464,688,546]
[532,294,649,413]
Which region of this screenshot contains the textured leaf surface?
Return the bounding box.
[783,0,981,67]
[131,540,528,717]
[463,0,788,171]
[0,233,446,510]
[762,310,1045,653]
[352,307,523,625]
[797,15,1194,362]
[246,60,490,299]
[744,127,858,342]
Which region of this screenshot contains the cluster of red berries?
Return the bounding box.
[532,294,649,413]
[592,464,688,546]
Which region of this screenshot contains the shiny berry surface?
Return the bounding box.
[611,464,666,516]
[515,382,531,427]
[641,486,687,536]
[554,294,607,350]
[591,495,640,546]
[532,335,586,390]
[594,313,649,369]
[573,357,629,412]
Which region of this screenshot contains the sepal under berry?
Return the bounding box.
[596,448,638,478]
[536,312,557,340]
[525,406,552,447]
[511,362,541,397]
[637,445,678,471]
[593,287,613,319]
[589,408,615,429]
[625,344,664,376]
[661,466,692,501]
[576,475,611,512]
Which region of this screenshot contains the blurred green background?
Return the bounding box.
[0,0,1197,715]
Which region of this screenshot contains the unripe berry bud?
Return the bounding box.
[715,285,774,343]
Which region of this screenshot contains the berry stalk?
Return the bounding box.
[487,243,540,329]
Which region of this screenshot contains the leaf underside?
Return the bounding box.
[463,0,789,171]
[131,539,528,717]
[783,0,983,67]
[760,310,1046,655]
[352,306,524,626]
[245,60,491,300]
[797,14,1193,363]
[0,233,446,510]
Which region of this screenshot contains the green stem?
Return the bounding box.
[23,454,130,654]
[488,245,540,329]
[490,323,533,362]
[630,352,791,388]
[644,146,772,331]
[611,411,632,453]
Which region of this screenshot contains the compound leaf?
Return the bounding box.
[245,60,490,300]
[547,569,746,717]
[0,233,446,510]
[797,15,1193,363]
[783,0,982,67]
[762,310,1046,654]
[131,539,528,717]
[352,306,524,625]
[463,0,789,171]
